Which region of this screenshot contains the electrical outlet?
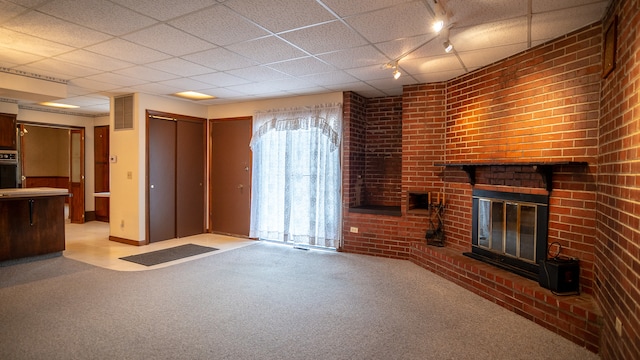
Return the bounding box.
[615,317,623,336]
[127,171,132,179]
[350,227,358,233]
[120,220,125,228]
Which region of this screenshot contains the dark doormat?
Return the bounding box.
[119,244,218,266]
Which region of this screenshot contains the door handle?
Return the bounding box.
[238,184,243,189]
[150,184,155,189]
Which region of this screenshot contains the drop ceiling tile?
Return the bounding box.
[375,33,436,60]
[158,78,212,91]
[203,87,245,99]
[445,0,528,29]
[400,54,465,75]
[321,0,416,17]
[0,46,44,65]
[84,72,148,87]
[123,24,215,57]
[226,66,290,82]
[146,58,212,77]
[0,28,74,57]
[67,84,96,96]
[449,18,528,53]
[324,81,385,96]
[169,5,268,46]
[86,39,171,64]
[345,65,392,81]
[226,36,307,64]
[318,45,389,70]
[70,77,122,92]
[15,58,101,79]
[0,1,25,22]
[279,21,368,55]
[300,70,358,86]
[531,4,607,43]
[182,48,257,71]
[366,74,417,89]
[456,43,528,69]
[61,95,110,107]
[345,1,432,43]
[6,0,50,8]
[126,82,183,95]
[225,0,335,33]
[226,82,288,96]
[191,72,250,87]
[4,11,110,48]
[268,77,320,91]
[111,0,218,21]
[38,0,156,36]
[112,66,178,82]
[55,50,132,71]
[533,0,609,13]
[266,57,335,76]
[413,68,468,83]
[80,103,110,113]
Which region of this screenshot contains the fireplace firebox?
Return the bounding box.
[465,189,549,280]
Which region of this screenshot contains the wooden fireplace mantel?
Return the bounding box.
[435,161,589,191]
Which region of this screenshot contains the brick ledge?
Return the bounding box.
[409,241,602,353]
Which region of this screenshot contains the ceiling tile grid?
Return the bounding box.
[0,0,611,114]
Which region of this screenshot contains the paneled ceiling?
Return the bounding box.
[0,0,610,115]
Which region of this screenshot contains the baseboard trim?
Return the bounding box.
[109,236,146,246]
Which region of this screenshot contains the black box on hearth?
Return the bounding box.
[538,258,580,294]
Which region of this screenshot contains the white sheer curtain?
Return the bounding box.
[250,103,342,248]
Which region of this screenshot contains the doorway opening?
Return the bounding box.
[18,123,85,223]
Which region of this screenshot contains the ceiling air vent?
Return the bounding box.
[114,95,133,130]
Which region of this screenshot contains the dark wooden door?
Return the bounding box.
[148,118,176,242]
[210,118,252,237]
[176,119,205,238]
[94,126,109,222]
[69,129,84,223]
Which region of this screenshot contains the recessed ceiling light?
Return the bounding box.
[39,102,79,109]
[173,91,216,100]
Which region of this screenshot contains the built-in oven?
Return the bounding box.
[0,150,18,188]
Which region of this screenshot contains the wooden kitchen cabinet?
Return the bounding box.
[0,113,17,150]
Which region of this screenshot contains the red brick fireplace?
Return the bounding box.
[340,22,605,353]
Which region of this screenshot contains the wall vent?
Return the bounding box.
[114,95,133,130]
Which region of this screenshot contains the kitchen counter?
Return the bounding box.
[0,187,69,198]
[0,187,68,263]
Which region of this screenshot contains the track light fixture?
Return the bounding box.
[443,40,453,53]
[432,1,447,33]
[383,61,401,79]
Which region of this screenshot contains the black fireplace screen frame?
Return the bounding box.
[467,189,549,280]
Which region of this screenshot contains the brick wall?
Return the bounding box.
[364,96,402,207]
[343,91,366,208]
[596,0,640,359]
